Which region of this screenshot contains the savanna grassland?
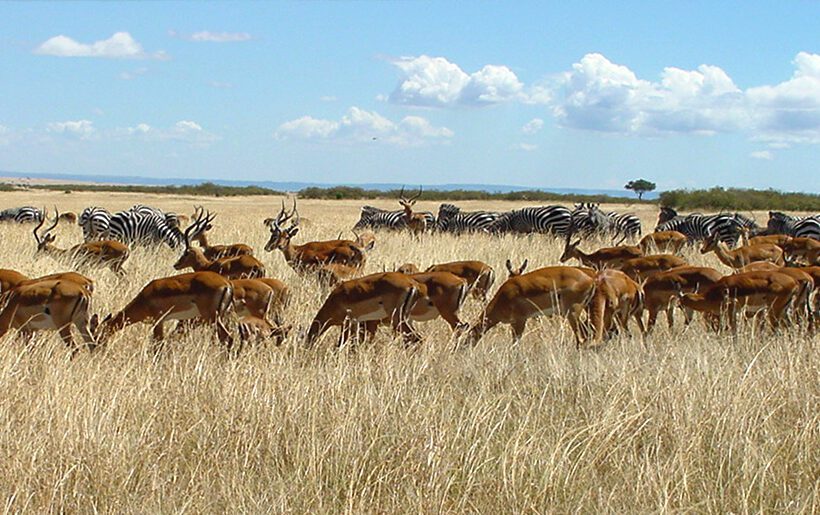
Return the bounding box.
[0,190,816,513]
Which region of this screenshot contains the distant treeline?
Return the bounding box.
[659,187,820,212]
[2,181,818,211]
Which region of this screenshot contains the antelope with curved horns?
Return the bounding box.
[173,209,265,279]
[699,234,784,270]
[33,207,130,275]
[305,272,425,347]
[92,271,235,350]
[399,186,427,235]
[639,231,688,254]
[0,278,96,355]
[678,270,800,332]
[265,198,370,270]
[190,206,254,260]
[467,265,596,347]
[560,216,643,270]
[641,266,723,333]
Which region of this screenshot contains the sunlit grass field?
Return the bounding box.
[0,190,816,513]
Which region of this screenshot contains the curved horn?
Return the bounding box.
[399,185,406,201]
[33,206,48,245]
[410,185,423,201]
[291,197,300,227]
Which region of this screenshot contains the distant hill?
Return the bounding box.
[0,171,659,200]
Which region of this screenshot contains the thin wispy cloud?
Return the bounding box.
[46,120,97,139]
[750,150,774,160]
[521,118,544,134]
[119,67,149,80]
[169,30,252,42]
[34,32,169,60]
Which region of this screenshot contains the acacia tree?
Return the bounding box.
[625,179,656,200]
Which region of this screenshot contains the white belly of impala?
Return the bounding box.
[167,303,201,321]
[348,305,389,322]
[24,313,58,330]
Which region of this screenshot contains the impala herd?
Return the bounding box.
[0,197,817,357]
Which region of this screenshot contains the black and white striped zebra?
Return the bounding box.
[655,208,743,245]
[435,203,501,233]
[767,211,820,240]
[105,210,192,248]
[487,205,571,235]
[353,206,435,231]
[0,206,44,223]
[130,204,181,228]
[572,203,641,240]
[79,207,112,241]
[568,204,613,237]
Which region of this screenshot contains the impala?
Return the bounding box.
[0,269,94,295]
[424,260,495,300]
[399,186,427,235]
[93,271,234,349]
[639,231,688,254]
[560,239,644,270]
[617,254,688,281]
[397,270,470,330]
[265,199,370,270]
[0,278,96,354]
[316,263,361,286]
[238,315,286,344]
[174,215,265,279]
[780,237,820,265]
[191,207,254,259]
[505,259,528,277]
[700,234,784,269]
[587,269,644,343]
[679,270,799,332]
[642,266,723,332]
[305,272,425,347]
[33,208,129,274]
[736,263,817,327]
[467,265,596,346]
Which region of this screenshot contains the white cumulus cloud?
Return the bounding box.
[388,55,524,107]
[120,120,218,144]
[521,118,544,134]
[34,32,168,60]
[517,143,538,151]
[275,107,453,146]
[750,150,774,160]
[46,120,96,139]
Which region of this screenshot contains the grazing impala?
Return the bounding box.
[560,239,644,270]
[424,260,495,300]
[265,199,370,270]
[0,269,94,295]
[93,271,234,349]
[639,231,688,254]
[642,266,723,332]
[397,270,470,330]
[33,208,130,274]
[617,254,688,281]
[780,237,820,265]
[191,207,254,260]
[305,272,425,347]
[174,214,265,279]
[0,278,96,354]
[467,265,596,346]
[587,269,645,343]
[700,234,784,269]
[399,186,427,235]
[679,270,799,332]
[237,315,287,345]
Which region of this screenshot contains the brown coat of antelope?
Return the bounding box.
[190,207,254,260]
[560,237,644,270]
[587,269,645,343]
[33,209,129,275]
[467,265,595,346]
[678,270,799,332]
[93,271,235,349]
[700,235,784,269]
[265,199,370,271]
[399,186,427,235]
[0,278,96,354]
[423,260,495,300]
[780,237,820,265]
[618,254,688,282]
[0,268,95,294]
[639,231,688,254]
[642,266,723,332]
[174,212,265,279]
[736,262,817,327]
[397,271,469,330]
[305,272,426,347]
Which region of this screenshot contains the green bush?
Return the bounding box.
[659,187,820,211]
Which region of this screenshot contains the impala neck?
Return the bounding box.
[195,232,211,250]
[710,241,738,267]
[189,248,214,270]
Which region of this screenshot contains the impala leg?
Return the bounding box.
[567,304,586,347]
[510,319,526,344]
[58,325,80,357]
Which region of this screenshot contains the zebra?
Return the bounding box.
[0,206,44,223]
[568,203,613,237]
[130,204,181,228]
[487,205,572,236]
[655,208,743,245]
[353,206,435,231]
[105,210,195,248]
[767,211,820,240]
[573,202,641,240]
[79,207,112,241]
[435,203,501,233]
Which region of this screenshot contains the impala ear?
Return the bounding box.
[89,314,100,333]
[519,259,528,274]
[288,227,299,237]
[364,240,375,252]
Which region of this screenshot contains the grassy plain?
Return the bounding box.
[0,190,816,513]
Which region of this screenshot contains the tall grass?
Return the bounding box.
[0,192,816,513]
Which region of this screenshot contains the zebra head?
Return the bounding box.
[353,206,384,230]
[436,203,460,230]
[658,206,678,225]
[265,198,300,252]
[767,211,792,233]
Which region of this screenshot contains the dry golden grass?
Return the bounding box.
[0,190,817,513]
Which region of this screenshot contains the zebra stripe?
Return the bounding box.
[131,204,180,228]
[767,211,820,240]
[656,212,741,245]
[488,205,571,235]
[435,204,501,233]
[79,207,112,241]
[0,206,44,223]
[106,211,190,248]
[572,203,642,239]
[353,206,435,230]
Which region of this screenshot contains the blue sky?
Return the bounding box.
[1,1,819,192]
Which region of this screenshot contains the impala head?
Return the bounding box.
[58,211,78,224]
[265,198,300,252]
[190,206,216,244]
[700,233,719,254]
[89,312,117,346]
[560,218,582,263]
[173,208,215,270]
[397,263,420,274]
[399,186,422,213]
[505,259,528,277]
[32,206,60,253]
[352,229,376,250]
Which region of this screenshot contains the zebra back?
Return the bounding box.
[488,205,571,235]
[435,203,500,233]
